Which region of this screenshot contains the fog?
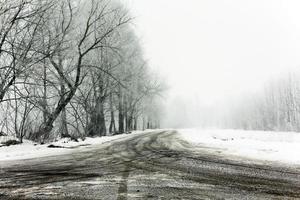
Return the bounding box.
[122,0,300,129]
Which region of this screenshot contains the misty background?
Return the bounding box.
[122,0,300,129]
[1,0,300,143]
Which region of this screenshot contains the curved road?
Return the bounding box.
[1,130,300,199]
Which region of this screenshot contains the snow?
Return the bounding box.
[179,129,300,165]
[2,129,300,165]
[0,130,148,161]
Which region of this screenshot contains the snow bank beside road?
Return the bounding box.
[0,131,148,161]
[179,129,300,165]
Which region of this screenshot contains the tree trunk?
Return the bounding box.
[133,117,137,130]
[142,117,146,130]
[118,85,124,134]
[42,60,48,124]
[109,93,116,134]
[60,74,69,138]
[88,97,106,137]
[35,86,77,142]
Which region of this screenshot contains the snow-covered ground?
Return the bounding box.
[2,129,300,165]
[179,129,300,165]
[0,131,148,161]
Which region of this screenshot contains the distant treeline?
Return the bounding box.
[229,72,300,132]
[165,71,300,133]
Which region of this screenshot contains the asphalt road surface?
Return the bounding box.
[1,130,300,200]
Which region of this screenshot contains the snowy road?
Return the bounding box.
[1,130,300,199]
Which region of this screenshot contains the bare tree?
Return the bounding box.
[0,0,166,142]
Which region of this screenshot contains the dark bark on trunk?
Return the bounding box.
[0,75,15,102]
[109,113,116,134]
[133,117,137,130]
[60,84,69,138]
[147,118,152,129]
[125,115,129,132]
[87,97,106,137]
[126,115,133,132]
[109,93,116,134]
[42,62,48,124]
[36,88,77,141]
[118,85,124,134]
[59,55,70,138]
[124,96,130,132]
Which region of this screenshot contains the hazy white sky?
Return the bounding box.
[122,0,300,105]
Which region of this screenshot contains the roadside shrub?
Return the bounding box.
[1,140,21,146]
[47,144,64,148]
[0,132,7,136]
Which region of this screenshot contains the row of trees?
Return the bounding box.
[162,71,300,133]
[0,0,165,142]
[228,72,300,132]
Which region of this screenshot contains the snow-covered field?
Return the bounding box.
[179,129,300,165]
[0,131,148,161]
